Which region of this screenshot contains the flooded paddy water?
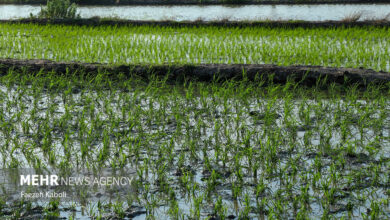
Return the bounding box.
[2,24,390,72]
[0,72,389,218]
[0,0,390,218]
[0,4,390,21]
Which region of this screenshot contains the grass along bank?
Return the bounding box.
[1,23,390,71]
[1,59,390,86]
[0,70,389,218]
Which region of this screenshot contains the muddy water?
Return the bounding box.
[0,4,390,21]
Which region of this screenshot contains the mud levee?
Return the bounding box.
[0,0,389,5]
[3,18,390,28]
[0,59,389,86]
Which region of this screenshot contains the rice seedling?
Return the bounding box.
[0,24,390,70]
[0,69,389,218]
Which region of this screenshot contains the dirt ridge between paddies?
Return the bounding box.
[2,18,390,28]
[1,59,389,86]
[0,0,389,5]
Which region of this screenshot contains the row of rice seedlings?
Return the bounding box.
[0,70,389,218]
[0,24,390,70]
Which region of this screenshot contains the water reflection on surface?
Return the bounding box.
[0,4,390,21]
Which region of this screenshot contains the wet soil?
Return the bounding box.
[0,58,389,86]
[2,18,390,28]
[0,0,388,5]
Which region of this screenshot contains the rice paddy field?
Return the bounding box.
[0,19,390,219]
[2,4,390,21]
[0,69,388,219]
[0,24,390,71]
